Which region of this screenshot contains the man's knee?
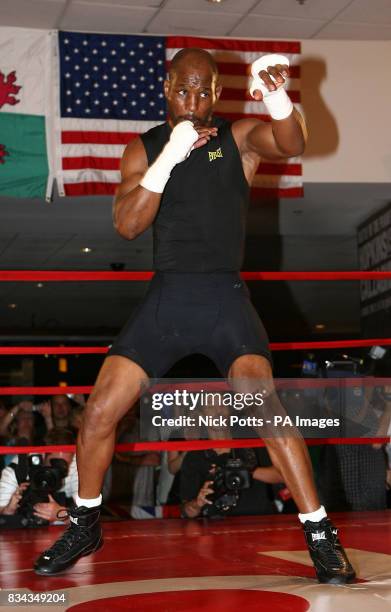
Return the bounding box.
[228,354,275,402]
[228,353,272,380]
[79,356,147,438]
[82,396,120,436]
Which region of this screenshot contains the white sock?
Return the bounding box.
[75,494,102,509]
[298,505,327,524]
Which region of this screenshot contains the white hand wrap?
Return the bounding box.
[250,53,293,121]
[140,120,199,193]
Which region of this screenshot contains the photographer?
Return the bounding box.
[180,401,284,518]
[0,429,78,525]
[34,394,79,434]
[0,401,47,467]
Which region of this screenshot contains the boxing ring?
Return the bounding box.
[0,268,390,611]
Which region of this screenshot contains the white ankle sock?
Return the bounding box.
[75,494,102,509]
[298,505,327,524]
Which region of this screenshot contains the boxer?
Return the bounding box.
[35,48,355,585]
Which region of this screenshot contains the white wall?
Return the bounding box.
[300,40,391,183]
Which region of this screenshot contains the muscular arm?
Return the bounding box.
[112,137,162,241]
[113,123,215,240]
[233,108,306,164]
[234,56,307,163]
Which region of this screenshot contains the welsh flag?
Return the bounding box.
[0,28,52,199]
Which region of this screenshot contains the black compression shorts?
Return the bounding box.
[108,272,272,377]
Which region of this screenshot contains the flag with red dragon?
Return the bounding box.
[0,28,52,199]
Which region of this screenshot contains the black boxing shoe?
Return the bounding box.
[303,517,356,584]
[34,505,103,576]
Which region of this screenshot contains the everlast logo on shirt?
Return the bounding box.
[208,147,223,162]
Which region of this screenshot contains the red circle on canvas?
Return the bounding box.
[68,589,310,611]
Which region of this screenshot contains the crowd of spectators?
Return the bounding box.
[0,395,81,526]
[0,384,390,527]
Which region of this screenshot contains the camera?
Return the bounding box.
[203,457,251,516]
[16,455,69,528]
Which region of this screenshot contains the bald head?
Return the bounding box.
[168,48,219,81]
[164,47,222,127]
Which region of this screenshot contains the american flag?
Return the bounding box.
[56,31,302,198]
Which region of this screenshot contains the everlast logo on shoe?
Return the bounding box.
[312,531,326,541]
[208,147,223,162]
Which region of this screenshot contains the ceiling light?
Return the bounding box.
[206,0,225,3]
[8,303,17,309]
[81,247,92,253]
[315,324,325,330]
[36,282,44,288]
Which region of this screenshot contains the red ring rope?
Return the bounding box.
[0,270,390,282]
[0,437,389,455]
[1,338,391,355]
[0,386,93,395]
[1,376,389,395]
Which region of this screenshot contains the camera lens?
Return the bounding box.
[226,474,242,490]
[29,454,42,466]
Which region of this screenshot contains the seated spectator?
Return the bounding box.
[155,450,188,506]
[0,400,34,439]
[180,399,283,519]
[0,428,77,525]
[51,395,72,429]
[50,395,76,432]
[156,451,187,506]
[33,394,80,435]
[116,407,160,517]
[154,398,187,505]
[318,379,390,511]
[167,450,187,476]
[1,401,47,467]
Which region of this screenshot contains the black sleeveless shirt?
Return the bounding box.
[140,116,250,272]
